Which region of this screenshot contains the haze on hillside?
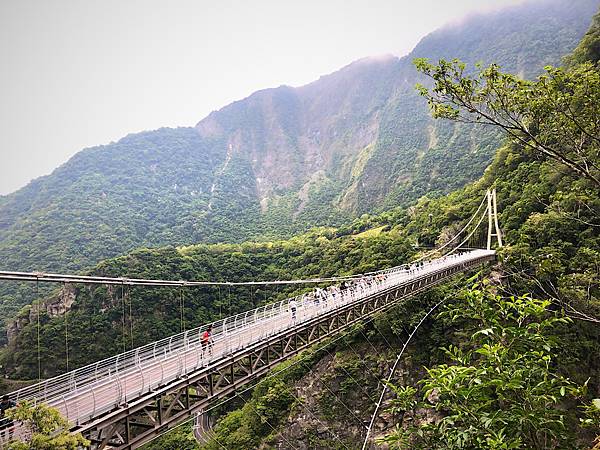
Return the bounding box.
[0,0,527,195]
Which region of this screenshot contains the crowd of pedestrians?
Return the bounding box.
[287,252,469,322]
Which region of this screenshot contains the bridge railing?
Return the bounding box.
[6,251,485,424]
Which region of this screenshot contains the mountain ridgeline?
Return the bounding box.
[0,0,598,333]
[1,2,600,448]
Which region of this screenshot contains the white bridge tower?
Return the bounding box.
[486,188,503,250]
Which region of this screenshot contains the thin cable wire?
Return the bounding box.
[64,283,69,372]
[410,192,489,263]
[202,429,228,450]
[296,358,367,432]
[321,346,378,405]
[121,283,126,354]
[129,285,134,349]
[356,326,385,360]
[361,298,447,450]
[446,206,488,256]
[344,343,384,390]
[179,288,184,333]
[353,317,408,401]
[284,384,352,450]
[218,285,222,320]
[182,288,186,332]
[36,277,41,384]
[370,320,397,351]
[227,284,231,316]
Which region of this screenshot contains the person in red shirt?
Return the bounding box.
[201,325,213,356]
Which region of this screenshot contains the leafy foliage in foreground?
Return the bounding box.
[5,401,89,450]
[414,58,600,188]
[405,25,600,391]
[379,287,595,449]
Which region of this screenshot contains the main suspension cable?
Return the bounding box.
[410,191,488,263]
[121,283,126,354]
[128,285,134,349]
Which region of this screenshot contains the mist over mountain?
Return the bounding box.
[0,0,597,330]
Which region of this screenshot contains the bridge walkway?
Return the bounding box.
[3,249,496,449]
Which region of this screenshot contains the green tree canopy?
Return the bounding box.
[379,287,594,449]
[5,401,89,450]
[414,58,600,188]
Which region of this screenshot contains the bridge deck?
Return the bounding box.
[2,249,495,448]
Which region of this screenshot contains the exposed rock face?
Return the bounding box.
[266,342,427,449]
[46,284,76,317]
[194,0,599,221]
[6,314,28,345]
[195,56,399,217]
[6,284,76,344]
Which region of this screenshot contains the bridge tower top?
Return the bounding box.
[486,188,503,250]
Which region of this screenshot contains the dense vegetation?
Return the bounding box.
[0,0,596,341]
[1,228,415,379]
[383,13,600,448]
[2,1,600,449]
[143,8,600,448]
[5,401,89,450]
[380,289,593,449]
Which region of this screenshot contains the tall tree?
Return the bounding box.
[414,58,600,188]
[379,287,593,449]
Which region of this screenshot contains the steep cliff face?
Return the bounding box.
[265,343,445,449]
[195,55,401,216]
[0,0,597,333]
[6,284,77,345]
[195,0,599,219]
[265,344,406,449]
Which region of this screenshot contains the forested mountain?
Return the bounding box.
[2,3,600,448]
[0,0,596,336]
[154,13,600,448]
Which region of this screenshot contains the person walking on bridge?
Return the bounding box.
[0,395,16,441]
[201,325,213,357]
[289,298,298,322]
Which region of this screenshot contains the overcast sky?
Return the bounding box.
[0,0,526,195]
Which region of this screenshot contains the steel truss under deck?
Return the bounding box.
[77,252,494,449]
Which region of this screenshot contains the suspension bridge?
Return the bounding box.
[0,189,502,449]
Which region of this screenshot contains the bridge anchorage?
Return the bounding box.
[0,189,502,449]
